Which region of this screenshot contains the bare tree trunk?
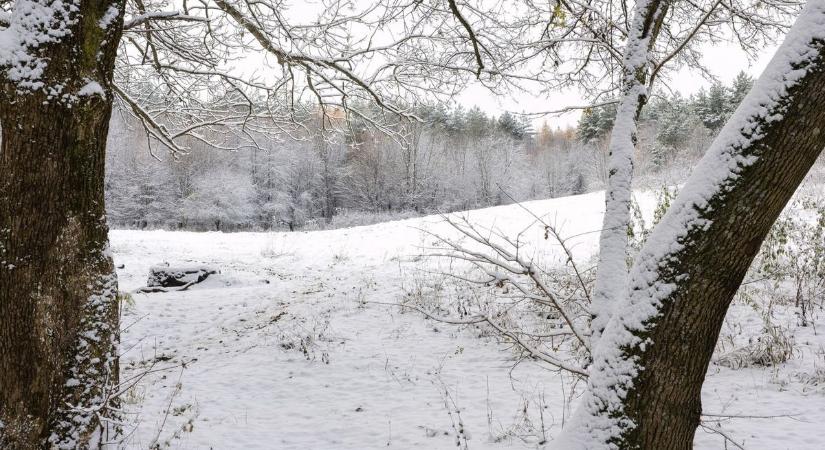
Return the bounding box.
[590,0,669,345]
[0,1,125,447]
[560,3,825,447]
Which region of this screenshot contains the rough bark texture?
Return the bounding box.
[618,30,825,450]
[558,7,825,449]
[0,1,126,448]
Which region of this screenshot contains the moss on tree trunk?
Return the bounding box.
[0,0,126,447]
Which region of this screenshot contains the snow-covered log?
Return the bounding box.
[138,265,218,292]
[147,265,217,287]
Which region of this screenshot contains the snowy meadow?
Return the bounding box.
[114,186,825,449]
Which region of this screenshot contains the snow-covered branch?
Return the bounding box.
[122,11,207,30]
[421,213,593,358]
[384,300,588,377]
[589,0,670,347]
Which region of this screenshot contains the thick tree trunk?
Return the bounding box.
[0,1,125,448]
[560,4,825,448]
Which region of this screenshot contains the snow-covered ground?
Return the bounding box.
[112,191,825,449]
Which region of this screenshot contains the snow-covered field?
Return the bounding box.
[112,191,825,449]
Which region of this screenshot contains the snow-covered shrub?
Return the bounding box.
[628,185,676,258]
[274,311,334,364]
[714,188,825,370]
[750,196,825,326]
[795,367,825,394]
[406,215,594,376]
[260,235,295,258]
[715,317,795,370]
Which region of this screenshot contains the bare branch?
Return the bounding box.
[123,11,208,30]
[447,0,485,79]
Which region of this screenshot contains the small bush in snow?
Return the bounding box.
[752,200,825,326]
[795,367,825,394]
[715,321,795,370]
[715,188,825,370]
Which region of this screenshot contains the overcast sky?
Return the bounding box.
[269,1,784,131]
[457,41,780,129]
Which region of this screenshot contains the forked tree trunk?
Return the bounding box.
[0,1,125,448]
[560,3,825,448]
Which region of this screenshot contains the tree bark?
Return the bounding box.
[0,1,126,448]
[560,3,825,447]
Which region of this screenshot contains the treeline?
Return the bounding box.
[579,71,754,173]
[104,73,754,231]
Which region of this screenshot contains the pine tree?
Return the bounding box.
[729,71,755,111]
[653,94,693,167]
[497,111,527,140]
[695,81,729,132]
[577,102,617,142]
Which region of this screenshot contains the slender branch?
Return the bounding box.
[648,0,724,87]
[447,0,485,78]
[123,11,208,30]
[112,82,187,157]
[373,301,588,376]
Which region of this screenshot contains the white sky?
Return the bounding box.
[266,1,784,131]
[457,41,780,129]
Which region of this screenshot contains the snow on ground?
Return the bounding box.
[112,191,825,449]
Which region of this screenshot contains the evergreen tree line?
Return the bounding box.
[579,71,755,173]
[104,73,754,231]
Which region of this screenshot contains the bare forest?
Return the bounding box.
[105,73,753,231]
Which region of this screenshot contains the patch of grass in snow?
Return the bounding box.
[118,292,136,308]
[715,317,796,370]
[331,250,351,264]
[715,286,798,371]
[274,311,334,364]
[795,366,825,393]
[260,235,295,259]
[713,187,825,371]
